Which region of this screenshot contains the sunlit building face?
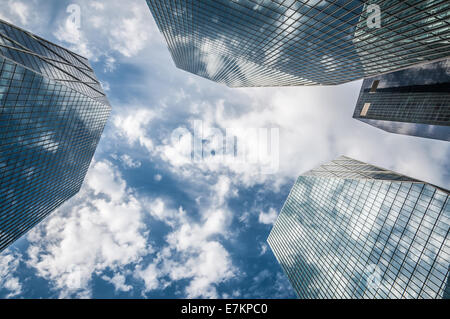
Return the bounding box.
[0,19,111,252]
[146,0,450,87]
[268,156,449,299]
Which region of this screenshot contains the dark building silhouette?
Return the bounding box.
[353,59,449,141]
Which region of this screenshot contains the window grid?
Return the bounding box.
[268,156,450,299]
[147,0,450,87]
[0,20,111,252]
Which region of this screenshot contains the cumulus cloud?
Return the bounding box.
[0,0,46,30]
[0,250,22,298]
[21,156,240,298]
[120,154,142,169]
[114,109,155,152]
[259,243,268,256]
[89,1,105,11]
[167,82,448,190]
[104,56,116,73]
[258,208,278,225]
[138,176,238,298]
[8,0,29,25]
[101,273,132,293]
[143,77,450,190]
[235,85,450,189]
[25,160,150,298]
[50,0,158,66]
[154,118,281,187]
[2,0,449,300]
[100,80,111,92]
[155,216,237,299]
[108,4,150,57]
[54,4,93,59]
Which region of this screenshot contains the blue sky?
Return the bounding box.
[0,0,449,299]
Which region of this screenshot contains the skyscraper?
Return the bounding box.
[268,156,449,299]
[146,0,450,87]
[353,58,450,141]
[0,20,111,252]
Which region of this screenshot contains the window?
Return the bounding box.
[370,80,379,93]
[360,103,371,116]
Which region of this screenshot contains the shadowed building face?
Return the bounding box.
[268,156,449,299]
[353,59,450,141]
[146,0,450,87]
[0,20,111,252]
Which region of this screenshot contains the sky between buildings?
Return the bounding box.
[0,0,449,298]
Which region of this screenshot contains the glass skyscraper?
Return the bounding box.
[146,0,450,87]
[353,58,450,141]
[0,20,111,252]
[268,156,449,299]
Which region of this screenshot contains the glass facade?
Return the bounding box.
[0,20,111,252]
[353,58,450,141]
[268,156,449,299]
[147,0,450,87]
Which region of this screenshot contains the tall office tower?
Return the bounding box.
[353,59,450,141]
[268,156,449,299]
[0,20,111,252]
[146,0,450,87]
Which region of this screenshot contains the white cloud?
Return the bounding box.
[238,211,251,227]
[8,0,29,25]
[259,243,268,256]
[86,160,126,201]
[155,116,281,187]
[154,174,162,182]
[1,0,448,300]
[135,262,159,292]
[146,197,183,228]
[90,2,105,11]
[137,178,238,298]
[51,0,158,65]
[100,80,110,92]
[114,109,155,152]
[213,175,232,206]
[258,208,278,225]
[159,221,236,299]
[54,4,93,59]
[192,83,450,190]
[108,4,150,57]
[142,77,449,191]
[26,160,150,298]
[101,273,132,292]
[0,250,22,298]
[157,128,194,168]
[120,154,141,169]
[104,56,116,73]
[0,0,47,31]
[184,241,235,298]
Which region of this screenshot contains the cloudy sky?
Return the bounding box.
[0,0,449,299]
